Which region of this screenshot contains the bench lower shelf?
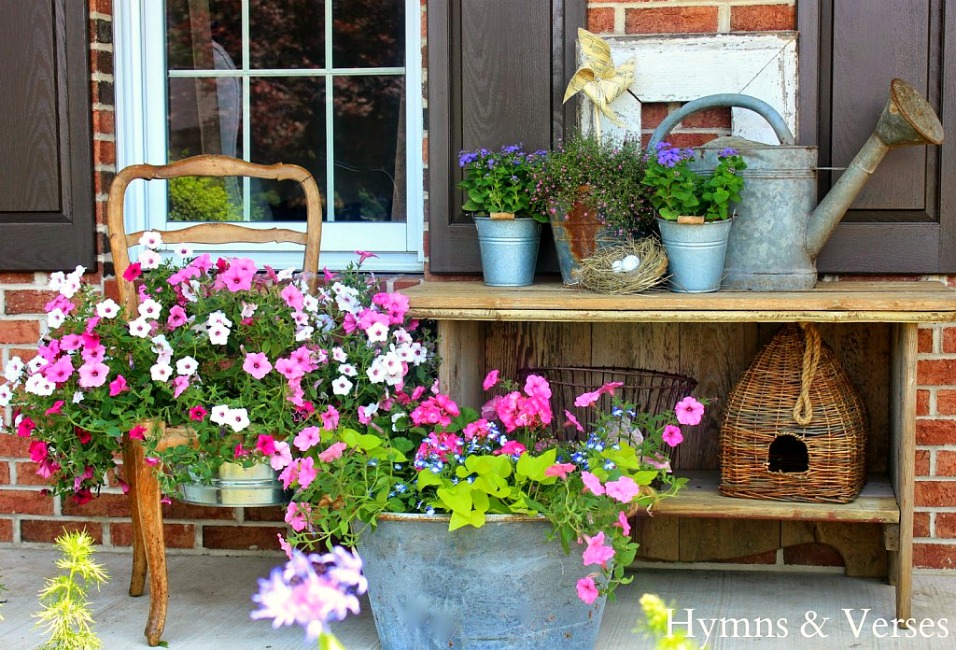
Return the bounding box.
[650,471,899,524]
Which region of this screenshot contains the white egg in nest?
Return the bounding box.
[621,255,641,272]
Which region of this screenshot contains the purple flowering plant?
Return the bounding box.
[281,369,704,605]
[531,134,656,235]
[642,142,747,221]
[251,545,366,649]
[0,234,438,502]
[458,144,547,219]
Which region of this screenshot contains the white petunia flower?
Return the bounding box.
[139,249,162,270]
[332,347,348,363]
[139,299,162,319]
[27,356,48,373]
[139,231,163,249]
[210,405,231,426]
[240,302,258,319]
[72,390,84,404]
[302,295,319,313]
[208,323,230,345]
[294,326,314,342]
[47,271,66,291]
[277,268,296,281]
[47,308,66,330]
[150,363,173,382]
[365,321,389,344]
[366,363,386,384]
[332,376,353,396]
[338,364,357,377]
[176,356,198,376]
[4,356,24,383]
[175,243,193,257]
[0,384,13,406]
[226,407,250,432]
[96,299,121,319]
[59,276,81,299]
[207,310,233,328]
[25,374,55,396]
[128,317,152,338]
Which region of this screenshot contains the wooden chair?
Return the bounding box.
[105,155,323,646]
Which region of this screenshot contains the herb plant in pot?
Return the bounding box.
[533,134,656,285]
[459,144,547,287]
[643,142,747,292]
[282,371,705,649]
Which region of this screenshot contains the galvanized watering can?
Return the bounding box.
[648,79,944,290]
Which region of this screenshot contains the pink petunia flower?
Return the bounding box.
[318,441,347,463]
[128,425,146,440]
[122,262,142,282]
[604,476,640,503]
[293,426,322,452]
[295,457,318,489]
[581,531,615,568]
[243,352,273,380]
[482,369,499,391]
[77,361,110,388]
[284,501,312,532]
[220,263,254,292]
[581,471,605,496]
[189,405,208,422]
[544,462,577,480]
[167,305,188,330]
[563,409,584,433]
[44,356,75,384]
[45,400,65,416]
[280,284,304,311]
[172,375,190,398]
[256,434,277,457]
[613,511,632,537]
[574,389,601,408]
[523,374,552,400]
[109,374,128,397]
[493,440,527,457]
[356,250,378,264]
[321,405,340,431]
[29,440,49,463]
[662,424,684,447]
[576,576,600,604]
[675,396,705,426]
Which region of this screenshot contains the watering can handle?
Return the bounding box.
[647,93,796,149]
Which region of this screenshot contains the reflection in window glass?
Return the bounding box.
[333,76,405,222]
[332,0,404,68]
[164,1,406,224]
[166,0,243,70]
[249,0,325,70]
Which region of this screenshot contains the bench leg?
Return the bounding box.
[128,438,169,646]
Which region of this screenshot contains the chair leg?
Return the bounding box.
[129,439,169,646]
[124,442,147,597]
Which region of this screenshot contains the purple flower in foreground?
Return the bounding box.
[718,147,739,159]
[655,146,684,168]
[251,546,367,643]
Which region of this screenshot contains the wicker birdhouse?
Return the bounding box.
[719,323,868,503]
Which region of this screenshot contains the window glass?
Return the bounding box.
[332,0,404,68]
[166,0,243,70]
[249,0,325,69]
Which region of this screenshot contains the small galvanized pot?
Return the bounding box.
[177,461,289,507]
[657,217,733,293]
[355,512,607,650]
[474,216,541,287]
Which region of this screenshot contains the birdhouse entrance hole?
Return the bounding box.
[767,434,809,473]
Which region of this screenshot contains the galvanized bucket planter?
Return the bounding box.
[177,461,289,507]
[657,217,732,293]
[474,216,541,287]
[355,513,607,649]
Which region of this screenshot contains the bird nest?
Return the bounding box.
[578,237,669,294]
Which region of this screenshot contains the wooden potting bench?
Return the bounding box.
[402,279,956,623]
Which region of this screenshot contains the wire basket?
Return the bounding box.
[518,366,698,439]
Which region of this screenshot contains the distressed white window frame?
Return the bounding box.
[113,1,425,272]
[581,33,799,145]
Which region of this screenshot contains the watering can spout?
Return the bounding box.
[806,79,944,256]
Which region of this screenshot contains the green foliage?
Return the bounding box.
[532,134,656,234]
[34,529,109,650]
[458,144,546,219]
[642,143,747,222]
[168,175,242,222]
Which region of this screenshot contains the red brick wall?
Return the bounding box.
[2,0,954,573]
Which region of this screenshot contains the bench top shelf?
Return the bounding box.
[651,472,900,524]
[402,280,956,323]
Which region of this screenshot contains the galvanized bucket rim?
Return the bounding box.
[374,511,549,524]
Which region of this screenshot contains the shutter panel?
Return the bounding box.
[426,0,584,273]
[0,0,94,271]
[798,0,956,273]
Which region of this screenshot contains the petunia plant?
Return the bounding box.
[280,371,705,604]
[0,234,438,502]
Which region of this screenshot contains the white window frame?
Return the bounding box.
[113,1,425,272]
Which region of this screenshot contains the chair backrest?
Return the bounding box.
[106,154,323,315]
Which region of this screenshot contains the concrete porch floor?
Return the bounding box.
[1,548,954,649]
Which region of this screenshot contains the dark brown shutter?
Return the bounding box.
[0,0,94,271]
[798,0,956,273]
[426,0,584,273]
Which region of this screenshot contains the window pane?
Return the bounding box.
[249,0,325,70]
[250,77,327,222]
[332,0,404,68]
[168,77,244,159]
[166,0,242,70]
[333,76,405,223]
